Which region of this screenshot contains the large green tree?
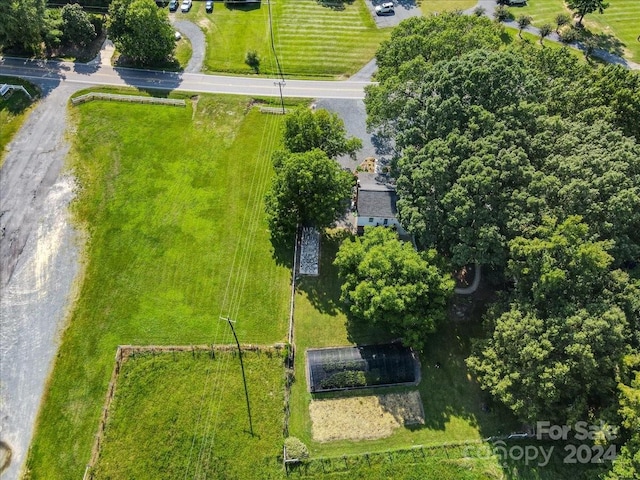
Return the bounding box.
[606,356,640,480]
[264,149,354,243]
[566,0,609,26]
[107,0,174,66]
[334,227,454,350]
[467,217,632,424]
[61,3,96,47]
[0,0,46,54]
[283,107,362,159]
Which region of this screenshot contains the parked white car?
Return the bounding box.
[375,2,394,14]
[181,0,192,12]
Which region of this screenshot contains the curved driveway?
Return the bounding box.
[172,19,206,73]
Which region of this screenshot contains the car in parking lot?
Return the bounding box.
[180,0,192,12]
[168,0,179,11]
[205,0,213,12]
[375,1,394,14]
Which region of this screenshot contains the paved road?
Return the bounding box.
[0,57,371,100]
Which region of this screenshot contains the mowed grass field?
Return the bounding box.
[24,92,292,479]
[91,350,285,479]
[420,0,476,15]
[181,0,390,77]
[508,0,640,61]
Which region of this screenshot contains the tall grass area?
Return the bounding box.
[185,0,390,77]
[0,77,38,167]
[508,0,640,61]
[24,93,292,479]
[91,350,285,479]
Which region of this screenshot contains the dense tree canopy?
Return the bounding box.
[107,0,174,66]
[283,107,362,159]
[61,3,96,47]
[0,0,47,54]
[264,149,354,243]
[366,45,640,269]
[467,218,631,424]
[334,227,454,350]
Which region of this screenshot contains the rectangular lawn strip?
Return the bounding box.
[25,93,292,478]
[193,0,390,77]
[91,349,285,479]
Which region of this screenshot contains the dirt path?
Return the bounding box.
[0,82,84,480]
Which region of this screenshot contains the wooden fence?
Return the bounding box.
[71,93,186,107]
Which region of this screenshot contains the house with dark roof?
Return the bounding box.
[355,173,405,234]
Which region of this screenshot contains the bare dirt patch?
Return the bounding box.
[310,390,425,442]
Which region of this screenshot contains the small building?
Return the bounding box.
[355,173,405,234]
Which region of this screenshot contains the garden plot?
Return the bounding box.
[299,227,320,276]
[310,391,425,442]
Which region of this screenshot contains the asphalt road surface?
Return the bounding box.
[0,57,371,100]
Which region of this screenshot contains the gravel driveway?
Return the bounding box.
[171,18,206,73]
[367,0,421,28]
[0,82,84,480]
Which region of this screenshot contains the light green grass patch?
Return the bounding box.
[190,0,390,78]
[174,34,193,68]
[91,349,285,479]
[25,92,292,478]
[0,77,39,167]
[420,0,476,15]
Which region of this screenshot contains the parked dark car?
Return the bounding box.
[168,0,179,11]
[206,0,213,12]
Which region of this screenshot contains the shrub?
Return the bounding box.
[245,49,260,73]
[559,26,580,44]
[494,5,512,22]
[284,437,309,461]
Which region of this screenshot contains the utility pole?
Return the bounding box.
[220,316,254,436]
[274,80,286,114]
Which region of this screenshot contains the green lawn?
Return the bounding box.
[420,0,477,15]
[24,92,292,479]
[507,0,640,61]
[0,77,38,167]
[91,349,286,479]
[181,0,390,77]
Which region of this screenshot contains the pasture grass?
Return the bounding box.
[24,91,293,479]
[0,76,39,167]
[182,0,390,78]
[91,349,285,479]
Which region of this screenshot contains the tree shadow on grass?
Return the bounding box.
[315,0,354,11]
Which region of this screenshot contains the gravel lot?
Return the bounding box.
[367,0,422,28]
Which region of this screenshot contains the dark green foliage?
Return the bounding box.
[283,106,362,159]
[539,23,553,44]
[264,149,354,243]
[43,8,63,51]
[334,228,454,349]
[107,0,174,66]
[319,370,367,389]
[373,13,503,84]
[516,15,532,38]
[0,0,47,54]
[467,218,632,424]
[62,3,96,47]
